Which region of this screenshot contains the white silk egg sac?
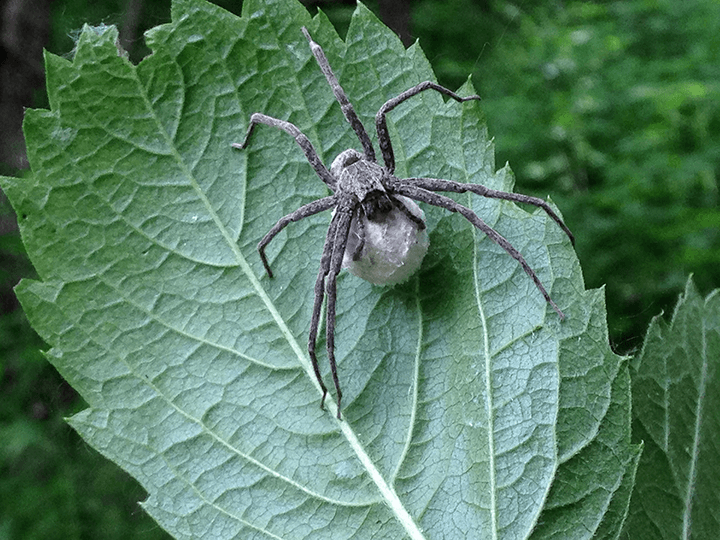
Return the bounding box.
[342,195,429,285]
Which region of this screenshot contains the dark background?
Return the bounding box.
[1,0,718,538]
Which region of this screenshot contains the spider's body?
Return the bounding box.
[332,149,387,209]
[330,148,429,282]
[234,27,574,419]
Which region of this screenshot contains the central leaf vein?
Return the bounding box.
[127,35,426,538]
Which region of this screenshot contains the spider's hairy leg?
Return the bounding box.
[232,112,337,189]
[376,82,481,173]
[325,204,354,419]
[407,177,574,245]
[349,206,366,262]
[301,27,376,162]
[397,185,566,320]
[389,195,427,231]
[257,196,337,278]
[308,214,339,410]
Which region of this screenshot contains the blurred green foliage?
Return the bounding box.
[414,0,720,349]
[1,0,718,538]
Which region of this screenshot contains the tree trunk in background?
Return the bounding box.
[378,0,413,46]
[119,0,144,58]
[0,0,50,171]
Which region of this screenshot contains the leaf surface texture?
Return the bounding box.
[0,0,638,538]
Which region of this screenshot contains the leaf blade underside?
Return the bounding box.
[0,0,636,538]
[623,277,720,540]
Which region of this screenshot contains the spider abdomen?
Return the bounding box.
[343,195,429,285]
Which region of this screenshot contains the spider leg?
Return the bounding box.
[376,82,481,173]
[350,206,366,262]
[388,195,427,231]
[308,213,340,410]
[405,177,574,245]
[232,112,336,189]
[301,27,376,162]
[396,185,565,319]
[325,203,354,419]
[257,195,337,277]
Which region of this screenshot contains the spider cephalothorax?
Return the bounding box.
[234,27,574,419]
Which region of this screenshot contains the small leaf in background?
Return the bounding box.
[624,277,720,540]
[0,0,638,538]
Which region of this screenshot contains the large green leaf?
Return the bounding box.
[623,277,720,539]
[0,0,638,537]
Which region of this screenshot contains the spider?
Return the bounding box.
[233,27,574,419]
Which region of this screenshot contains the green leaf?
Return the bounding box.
[0,0,638,537]
[623,277,720,540]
